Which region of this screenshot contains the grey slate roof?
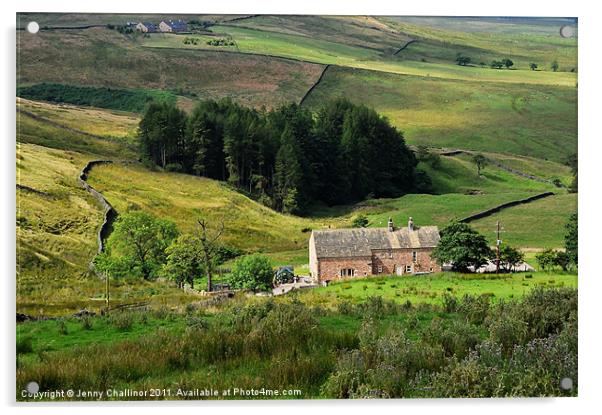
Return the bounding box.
[164,19,187,32]
[141,22,157,32]
[312,226,440,259]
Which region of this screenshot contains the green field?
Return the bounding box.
[471,193,577,248]
[302,272,577,305]
[18,98,139,140]
[302,66,577,162]
[141,25,576,87]
[385,17,577,70]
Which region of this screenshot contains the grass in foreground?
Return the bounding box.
[17,286,577,400]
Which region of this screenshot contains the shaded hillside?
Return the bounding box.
[17,27,324,109]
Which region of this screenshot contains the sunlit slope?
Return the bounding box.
[141,25,576,87]
[471,193,576,248]
[18,98,139,140]
[16,143,105,313]
[302,66,576,162]
[86,163,343,253]
[383,17,577,71]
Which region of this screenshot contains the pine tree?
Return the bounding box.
[274,125,303,214]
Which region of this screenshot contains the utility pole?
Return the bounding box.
[105,271,110,312]
[496,221,501,274]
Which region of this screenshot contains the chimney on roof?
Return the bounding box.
[387,217,394,232]
[408,217,414,231]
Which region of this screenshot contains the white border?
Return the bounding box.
[2,1,601,414]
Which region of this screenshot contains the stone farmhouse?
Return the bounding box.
[159,19,188,33]
[309,217,441,283]
[135,22,158,33]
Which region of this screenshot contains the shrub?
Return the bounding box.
[80,315,93,330]
[108,311,135,331]
[56,319,68,335]
[488,315,529,355]
[458,294,491,325]
[442,293,459,313]
[228,254,274,291]
[17,336,33,355]
[351,214,369,228]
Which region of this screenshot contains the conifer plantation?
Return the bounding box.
[138,99,420,213]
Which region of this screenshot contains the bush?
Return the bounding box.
[56,319,68,335]
[351,214,369,228]
[80,315,93,330]
[17,336,33,355]
[108,311,135,331]
[228,254,274,291]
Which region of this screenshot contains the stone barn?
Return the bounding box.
[309,217,441,283]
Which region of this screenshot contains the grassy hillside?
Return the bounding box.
[384,17,577,71]
[303,66,577,162]
[17,108,137,159]
[17,98,139,140]
[86,163,342,253]
[142,25,576,86]
[471,193,577,248]
[17,27,324,109]
[17,143,102,314]
[226,15,412,53]
[418,153,561,194]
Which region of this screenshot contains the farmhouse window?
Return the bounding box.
[412,251,417,262]
[388,251,393,259]
[405,265,412,273]
[377,266,383,273]
[340,268,355,277]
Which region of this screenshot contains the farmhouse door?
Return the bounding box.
[395,265,403,275]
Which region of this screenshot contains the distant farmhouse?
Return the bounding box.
[135,22,158,33]
[159,19,188,33]
[309,218,441,283]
